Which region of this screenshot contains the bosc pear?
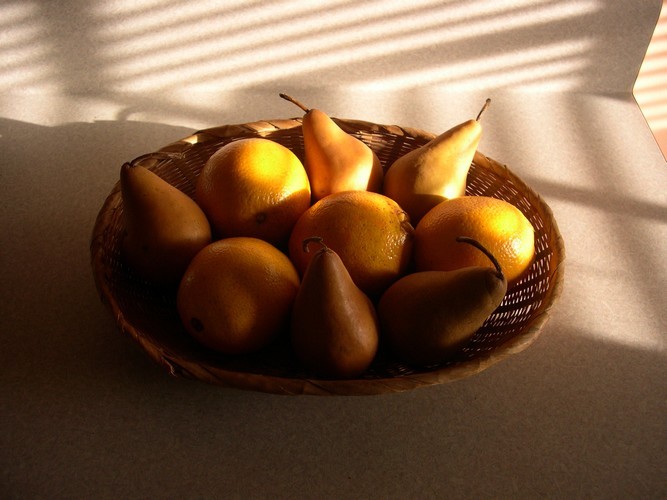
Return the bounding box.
[280,93,383,201]
[378,237,506,366]
[290,237,380,379]
[383,99,491,225]
[120,163,212,285]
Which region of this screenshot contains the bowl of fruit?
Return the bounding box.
[90,95,565,395]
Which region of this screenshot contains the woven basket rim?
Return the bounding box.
[90,117,565,396]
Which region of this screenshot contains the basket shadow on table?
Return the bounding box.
[3,119,666,499]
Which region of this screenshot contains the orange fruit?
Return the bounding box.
[176,237,300,354]
[414,196,535,284]
[196,138,311,246]
[288,191,414,297]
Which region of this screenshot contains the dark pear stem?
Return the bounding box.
[280,93,311,113]
[302,236,328,254]
[456,236,504,280]
[476,98,491,122]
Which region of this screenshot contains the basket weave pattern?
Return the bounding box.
[90,118,565,395]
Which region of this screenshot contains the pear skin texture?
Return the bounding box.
[302,109,384,201]
[120,164,212,285]
[383,119,481,224]
[378,267,506,366]
[290,242,380,379]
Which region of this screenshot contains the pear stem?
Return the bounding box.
[280,93,311,113]
[456,236,504,280]
[476,98,491,122]
[302,236,327,254]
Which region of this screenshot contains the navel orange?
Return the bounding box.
[288,191,414,297]
[176,237,300,354]
[196,138,311,246]
[414,196,535,284]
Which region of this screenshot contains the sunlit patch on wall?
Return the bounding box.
[354,39,594,91]
[84,0,600,92]
[0,1,60,92]
[634,3,667,157]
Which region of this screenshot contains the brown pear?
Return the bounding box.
[383,99,490,224]
[290,237,380,378]
[120,163,211,285]
[378,237,507,366]
[280,93,383,201]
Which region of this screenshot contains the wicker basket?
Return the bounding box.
[90,117,565,395]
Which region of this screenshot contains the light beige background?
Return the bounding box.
[2,1,666,498]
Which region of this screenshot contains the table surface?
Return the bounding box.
[2,1,666,498]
